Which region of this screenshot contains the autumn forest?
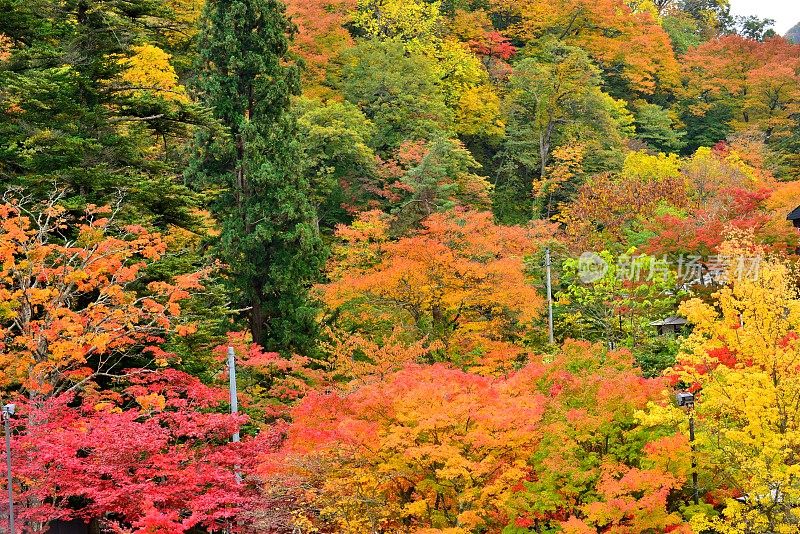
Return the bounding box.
[2,0,800,532]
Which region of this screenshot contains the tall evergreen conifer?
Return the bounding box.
[191,0,325,353]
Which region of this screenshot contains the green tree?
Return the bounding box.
[190,0,325,353]
[679,0,733,39]
[505,45,602,181]
[662,12,703,54]
[634,102,686,153]
[736,15,776,41]
[775,115,800,178]
[390,137,492,233]
[496,42,631,221]
[555,250,684,375]
[337,39,453,152]
[294,97,378,233]
[681,101,735,153]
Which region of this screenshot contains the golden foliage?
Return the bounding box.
[662,243,800,532]
[0,199,200,393]
[117,44,189,102]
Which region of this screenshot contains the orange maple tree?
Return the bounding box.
[0,196,202,394]
[320,209,554,373]
[323,328,432,388]
[276,363,547,533]
[681,36,800,140]
[283,0,356,93]
[492,0,679,94]
[274,340,689,534]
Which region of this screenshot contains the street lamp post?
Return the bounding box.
[2,403,15,534]
[676,392,699,505]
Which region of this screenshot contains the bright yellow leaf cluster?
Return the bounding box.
[117,44,188,103]
[622,150,681,182]
[353,0,441,42]
[666,241,800,532]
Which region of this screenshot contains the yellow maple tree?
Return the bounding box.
[353,0,441,42]
[650,240,800,533]
[117,44,189,103]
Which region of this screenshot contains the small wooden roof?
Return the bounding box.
[787,205,800,221]
[649,316,688,327]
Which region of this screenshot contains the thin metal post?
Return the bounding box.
[227,347,242,489]
[227,346,240,443]
[689,411,699,505]
[3,408,14,534]
[545,247,554,344]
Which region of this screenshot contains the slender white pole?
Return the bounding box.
[227,346,239,443]
[3,407,14,534]
[546,247,554,344]
[227,347,242,489]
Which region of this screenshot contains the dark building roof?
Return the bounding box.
[649,316,688,327]
[788,205,800,221]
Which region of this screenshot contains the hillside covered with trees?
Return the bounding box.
[2,0,800,532]
[787,22,800,44]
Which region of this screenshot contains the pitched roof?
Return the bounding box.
[787,205,800,221]
[649,316,688,326]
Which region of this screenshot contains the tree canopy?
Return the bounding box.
[2,0,800,531]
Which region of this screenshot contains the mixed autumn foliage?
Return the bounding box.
[2,0,800,532]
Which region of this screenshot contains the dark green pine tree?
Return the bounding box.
[190,0,326,354]
[0,0,201,228]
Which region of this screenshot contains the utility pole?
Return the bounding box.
[3,403,15,534]
[545,247,554,344]
[689,409,699,505]
[227,346,239,443]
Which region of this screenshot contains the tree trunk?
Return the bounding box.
[249,290,265,346]
[539,120,555,180]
